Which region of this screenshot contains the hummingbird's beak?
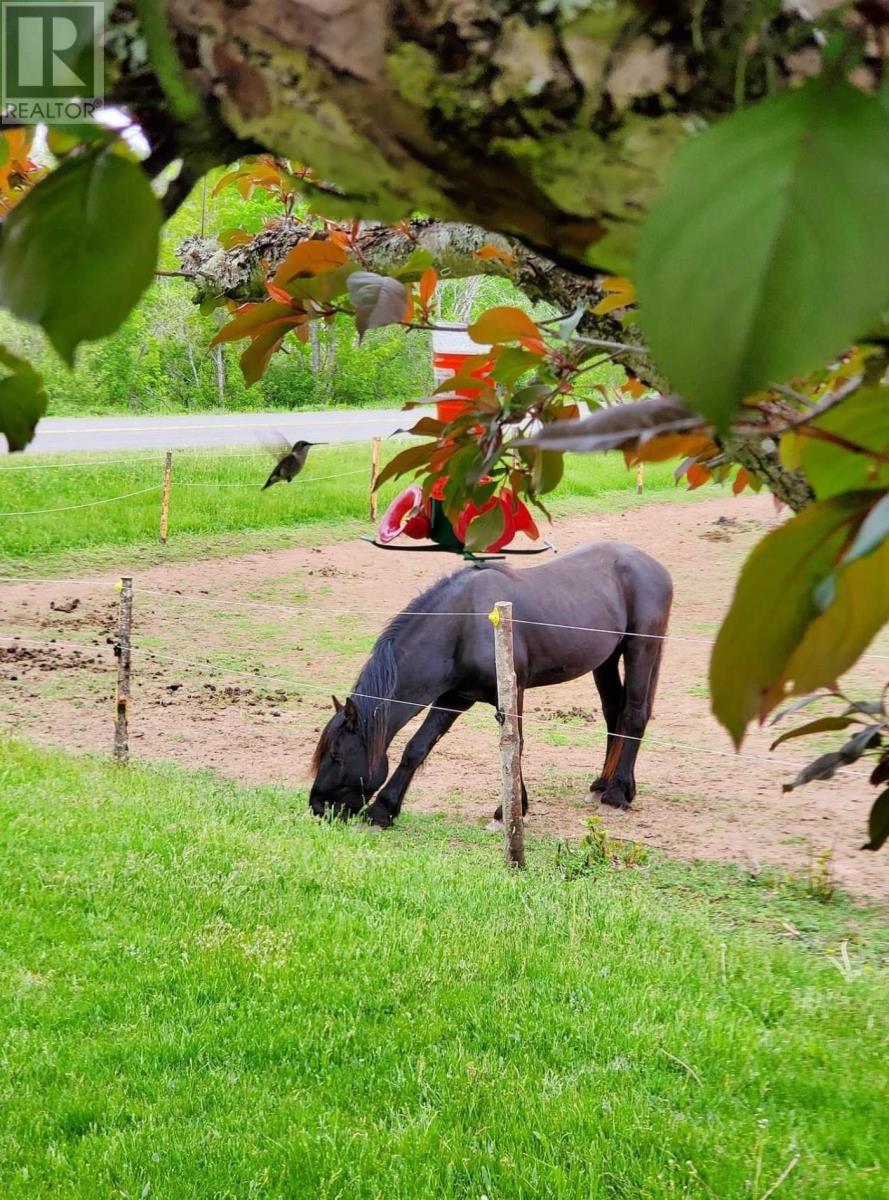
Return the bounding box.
[307,441,327,446]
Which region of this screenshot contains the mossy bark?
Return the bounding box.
[121,0,847,277]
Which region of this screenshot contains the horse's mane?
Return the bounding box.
[311,569,474,776]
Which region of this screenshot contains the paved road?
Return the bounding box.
[23,409,436,455]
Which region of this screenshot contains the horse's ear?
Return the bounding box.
[331,694,343,713]
[343,697,358,729]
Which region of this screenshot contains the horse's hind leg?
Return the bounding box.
[599,635,665,811]
[367,693,473,827]
[589,646,625,794]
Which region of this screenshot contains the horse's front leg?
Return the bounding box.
[367,694,473,827]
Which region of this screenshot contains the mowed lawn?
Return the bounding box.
[1,741,886,1199]
[0,443,683,572]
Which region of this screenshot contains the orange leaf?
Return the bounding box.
[733,467,750,496]
[265,283,294,304]
[328,229,351,248]
[475,244,517,269]
[240,326,288,386]
[402,288,416,324]
[623,435,717,466]
[621,376,648,399]
[519,336,547,355]
[686,463,711,490]
[212,168,243,197]
[468,306,539,345]
[211,302,295,345]
[553,404,581,421]
[592,276,636,315]
[419,268,438,307]
[272,239,348,285]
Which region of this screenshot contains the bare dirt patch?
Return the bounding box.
[3,493,887,900]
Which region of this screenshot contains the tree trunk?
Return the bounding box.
[309,322,322,374]
[451,277,481,324]
[212,343,226,403]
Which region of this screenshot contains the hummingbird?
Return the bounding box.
[260,437,326,490]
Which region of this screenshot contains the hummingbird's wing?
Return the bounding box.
[258,429,292,463]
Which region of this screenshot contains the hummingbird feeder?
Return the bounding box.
[364,325,554,560]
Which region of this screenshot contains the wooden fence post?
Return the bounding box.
[636,461,644,495]
[370,437,381,521]
[491,600,525,868]
[114,576,133,763]
[159,450,173,543]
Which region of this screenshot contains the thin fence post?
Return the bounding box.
[370,437,381,521]
[113,576,133,763]
[636,461,644,495]
[159,450,173,543]
[491,600,525,868]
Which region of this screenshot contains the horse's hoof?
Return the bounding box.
[485,818,503,833]
[589,777,607,794]
[599,786,632,811]
[364,802,394,829]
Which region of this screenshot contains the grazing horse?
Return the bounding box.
[310,541,672,827]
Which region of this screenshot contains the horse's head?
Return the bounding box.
[309,695,389,819]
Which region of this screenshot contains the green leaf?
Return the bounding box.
[346,272,408,338]
[531,448,565,495]
[508,384,551,412]
[287,263,357,304]
[0,343,48,451]
[464,502,505,553]
[395,248,435,279]
[864,789,889,851]
[770,715,857,750]
[199,294,227,316]
[781,726,881,793]
[491,347,542,388]
[842,491,889,566]
[0,146,161,364]
[558,306,585,343]
[789,386,889,499]
[710,491,872,745]
[0,137,9,171]
[636,79,889,427]
[781,521,889,697]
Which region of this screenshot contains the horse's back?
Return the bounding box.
[450,541,672,687]
[461,540,671,618]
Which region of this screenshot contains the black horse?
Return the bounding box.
[310,541,673,827]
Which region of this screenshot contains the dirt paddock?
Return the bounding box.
[2,493,887,900]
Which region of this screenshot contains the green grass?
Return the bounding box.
[1,739,886,1199]
[0,444,692,575]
